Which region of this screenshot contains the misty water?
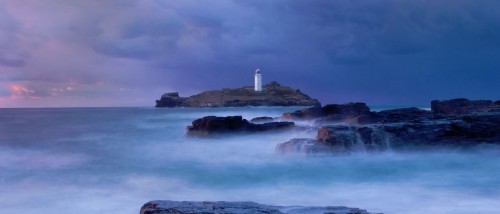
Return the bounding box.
[1,107,500,214]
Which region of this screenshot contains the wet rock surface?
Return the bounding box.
[187,116,295,136]
[250,116,274,123]
[431,98,500,114]
[140,200,374,214]
[282,102,370,120]
[278,99,500,154]
[183,98,500,151]
[371,107,432,123]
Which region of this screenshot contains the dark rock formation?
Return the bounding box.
[284,104,436,125]
[277,99,500,155]
[187,116,295,136]
[156,92,187,108]
[372,107,432,123]
[140,200,374,214]
[250,116,274,123]
[431,98,500,114]
[316,126,391,151]
[282,102,370,120]
[156,81,320,107]
[188,116,249,133]
[278,113,500,154]
[249,121,295,132]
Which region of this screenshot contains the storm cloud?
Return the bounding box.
[0,0,499,107]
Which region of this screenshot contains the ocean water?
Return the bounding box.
[1,107,500,214]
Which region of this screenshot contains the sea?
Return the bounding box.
[1,107,500,214]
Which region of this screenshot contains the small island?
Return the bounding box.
[156,81,320,108]
[156,69,320,108]
[140,200,373,214]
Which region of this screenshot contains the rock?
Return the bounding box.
[317,126,390,152]
[277,113,500,155]
[188,116,249,134]
[247,121,295,132]
[156,81,321,108]
[250,116,274,123]
[372,107,432,123]
[140,200,374,214]
[322,103,371,116]
[156,92,187,108]
[380,115,500,147]
[313,107,432,125]
[288,99,500,124]
[277,98,500,155]
[431,98,500,114]
[187,116,295,135]
[275,138,327,154]
[282,107,324,119]
[440,114,500,142]
[282,102,371,120]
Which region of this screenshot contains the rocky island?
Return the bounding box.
[140,200,374,214]
[155,81,320,107]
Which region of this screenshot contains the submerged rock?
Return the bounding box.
[187,116,295,136]
[140,200,374,214]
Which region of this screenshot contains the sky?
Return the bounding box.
[0,0,499,108]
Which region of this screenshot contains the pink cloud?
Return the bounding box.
[9,84,38,99]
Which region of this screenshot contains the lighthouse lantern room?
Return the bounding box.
[254,68,262,92]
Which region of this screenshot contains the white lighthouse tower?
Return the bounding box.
[254,68,262,92]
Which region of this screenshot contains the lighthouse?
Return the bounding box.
[254,68,262,92]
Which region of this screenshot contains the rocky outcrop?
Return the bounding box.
[156,81,320,108]
[277,99,500,155]
[250,116,274,123]
[156,92,186,107]
[140,200,374,214]
[278,113,500,155]
[372,107,432,123]
[283,104,436,125]
[431,98,500,114]
[187,116,295,136]
[282,102,371,120]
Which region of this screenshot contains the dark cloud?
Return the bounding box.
[0,0,499,107]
